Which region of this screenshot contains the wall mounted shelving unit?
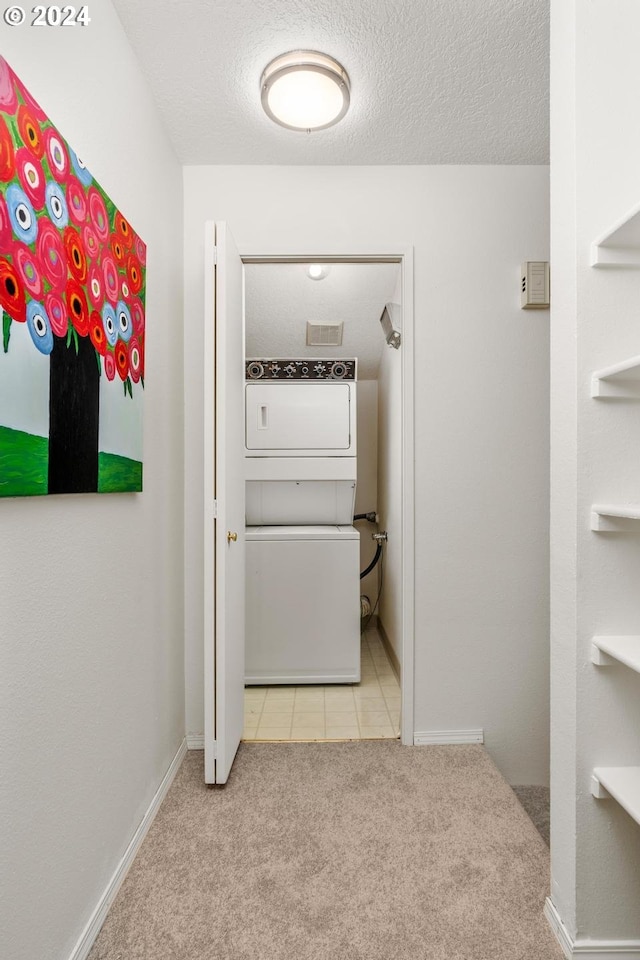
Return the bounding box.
[589,206,640,831]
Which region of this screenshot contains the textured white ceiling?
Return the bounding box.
[111,0,549,165]
[244,262,401,380]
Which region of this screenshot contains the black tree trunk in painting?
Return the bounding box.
[48,334,100,494]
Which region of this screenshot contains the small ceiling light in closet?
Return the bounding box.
[307,264,329,280]
[260,51,350,132]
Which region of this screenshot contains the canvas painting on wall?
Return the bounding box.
[0,56,146,497]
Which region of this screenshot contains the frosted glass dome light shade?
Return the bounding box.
[308,264,329,280]
[261,51,350,132]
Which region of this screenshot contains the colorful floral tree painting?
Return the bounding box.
[0,57,146,497]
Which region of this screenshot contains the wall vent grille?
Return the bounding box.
[306,322,343,346]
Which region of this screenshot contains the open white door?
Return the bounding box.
[204,221,245,784]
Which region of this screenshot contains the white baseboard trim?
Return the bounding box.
[545,898,575,958]
[186,734,205,750]
[413,729,484,746]
[68,738,188,960]
[545,898,640,959]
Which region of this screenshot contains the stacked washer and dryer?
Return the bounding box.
[244,359,361,685]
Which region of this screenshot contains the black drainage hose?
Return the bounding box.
[354,512,377,523]
[360,542,382,580]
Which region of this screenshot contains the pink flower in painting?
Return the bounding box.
[134,235,146,266]
[44,292,67,337]
[16,147,46,210]
[88,186,109,242]
[130,296,145,336]
[87,262,103,309]
[0,194,12,253]
[36,218,67,292]
[101,252,119,305]
[0,57,17,114]
[13,241,43,298]
[44,128,70,183]
[104,350,116,381]
[66,175,87,226]
[82,224,99,262]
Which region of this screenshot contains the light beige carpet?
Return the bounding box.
[513,785,551,846]
[89,742,562,960]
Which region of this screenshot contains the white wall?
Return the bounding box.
[0,4,185,959]
[183,165,550,785]
[354,379,378,601]
[550,0,640,945]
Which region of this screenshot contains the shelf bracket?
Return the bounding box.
[591,643,615,666]
[591,510,614,531]
[591,774,611,800]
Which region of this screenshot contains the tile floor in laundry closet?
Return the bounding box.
[243,625,401,741]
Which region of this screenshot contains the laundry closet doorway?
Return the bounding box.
[204,226,415,784]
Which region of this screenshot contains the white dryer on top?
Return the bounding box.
[245,380,356,458]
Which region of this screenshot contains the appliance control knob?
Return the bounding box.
[247,361,264,379]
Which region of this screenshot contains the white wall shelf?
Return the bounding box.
[591,767,640,826]
[591,200,640,267]
[591,355,640,397]
[591,505,640,530]
[591,636,640,673]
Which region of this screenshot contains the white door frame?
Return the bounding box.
[240,245,415,746]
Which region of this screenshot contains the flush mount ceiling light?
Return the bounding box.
[307,263,330,280]
[260,51,350,132]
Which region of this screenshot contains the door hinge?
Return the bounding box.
[212,245,218,265]
[213,499,218,518]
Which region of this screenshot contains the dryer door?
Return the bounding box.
[246,382,353,454]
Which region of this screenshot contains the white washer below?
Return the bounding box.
[245,525,361,685]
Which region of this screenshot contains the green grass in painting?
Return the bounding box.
[98,451,142,493]
[0,425,48,497]
[0,425,142,496]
